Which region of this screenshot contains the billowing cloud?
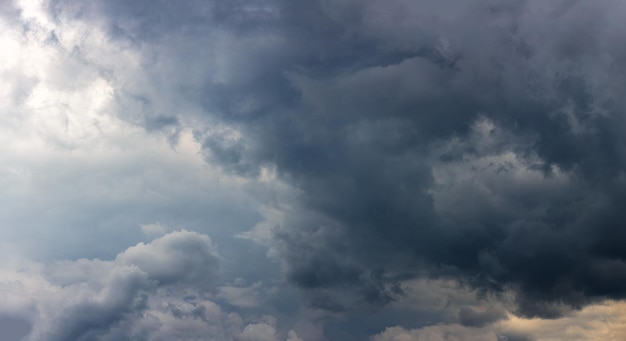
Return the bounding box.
[0,230,219,340]
[115,0,626,318]
[0,230,303,341]
[4,0,626,339]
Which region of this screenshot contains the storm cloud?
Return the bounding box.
[56,0,626,317]
[4,0,626,339]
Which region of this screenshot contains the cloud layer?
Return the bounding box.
[3,0,626,339]
[82,0,626,317]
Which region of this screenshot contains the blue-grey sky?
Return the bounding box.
[2,0,626,340]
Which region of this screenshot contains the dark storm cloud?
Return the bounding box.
[47,0,626,318]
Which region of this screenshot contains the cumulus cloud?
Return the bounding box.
[127,0,626,318]
[0,230,302,341]
[116,229,220,286]
[31,0,626,322]
[0,231,218,340]
[5,0,626,339]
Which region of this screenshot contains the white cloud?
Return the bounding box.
[0,2,260,261]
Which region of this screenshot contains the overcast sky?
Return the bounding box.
[2,0,626,340]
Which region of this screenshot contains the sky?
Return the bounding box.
[2,0,626,340]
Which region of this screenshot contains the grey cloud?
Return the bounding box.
[116,229,220,285]
[235,323,281,341]
[38,0,626,323]
[0,230,303,341]
[24,230,220,340]
[458,306,507,328]
[369,299,626,341]
[501,335,533,341]
[217,281,264,308]
[371,324,501,341]
[0,316,31,341]
[0,4,262,265]
[243,0,626,318]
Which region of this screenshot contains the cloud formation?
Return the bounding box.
[104,0,626,318]
[0,231,216,340]
[34,0,626,319]
[4,0,626,339]
[372,300,626,341]
[0,230,304,341]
